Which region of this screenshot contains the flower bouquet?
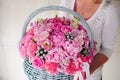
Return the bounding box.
[19,6,94,80]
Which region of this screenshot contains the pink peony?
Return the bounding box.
[31,56,45,70]
[45,62,59,75]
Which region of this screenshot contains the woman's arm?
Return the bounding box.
[90,53,108,74]
[90,3,119,74]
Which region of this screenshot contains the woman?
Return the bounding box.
[23,0,119,80]
[59,0,119,80]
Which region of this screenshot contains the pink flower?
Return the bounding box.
[78,30,87,38]
[31,56,45,70]
[19,29,34,58]
[64,40,81,55]
[61,57,71,66]
[34,31,49,42]
[51,23,62,31]
[19,44,27,58]
[65,62,77,75]
[30,21,41,27]
[21,29,34,46]
[19,17,94,76]
[45,62,59,75]
[46,47,66,63]
[61,25,73,33]
[84,38,90,47]
[41,39,53,51]
[27,42,38,57]
[50,31,65,46]
[74,35,84,46]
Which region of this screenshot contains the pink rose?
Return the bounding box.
[31,56,45,70]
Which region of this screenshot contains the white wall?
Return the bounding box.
[0,0,120,80]
[0,0,60,80]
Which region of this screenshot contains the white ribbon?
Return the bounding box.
[73,71,84,80]
[73,62,91,80]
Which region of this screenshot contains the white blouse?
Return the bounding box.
[59,0,119,80]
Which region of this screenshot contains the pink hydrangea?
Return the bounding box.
[46,47,66,63]
[74,35,84,46]
[64,40,81,55]
[50,31,65,46]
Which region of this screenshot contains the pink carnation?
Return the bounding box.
[65,62,77,75]
[45,62,59,75]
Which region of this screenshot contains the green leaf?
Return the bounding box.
[73,18,79,29]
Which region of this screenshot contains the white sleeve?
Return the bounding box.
[100,4,119,58]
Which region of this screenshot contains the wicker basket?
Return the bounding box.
[21,6,94,80]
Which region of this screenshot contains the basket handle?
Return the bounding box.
[22,6,94,49]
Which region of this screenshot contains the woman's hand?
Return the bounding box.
[90,53,108,74]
